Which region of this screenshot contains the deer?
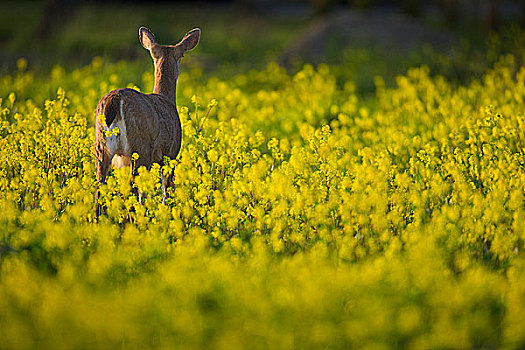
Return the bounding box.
[94,27,200,216]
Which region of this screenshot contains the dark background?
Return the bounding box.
[1,0,524,90]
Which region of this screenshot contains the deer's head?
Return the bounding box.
[139,27,201,76]
[139,27,200,100]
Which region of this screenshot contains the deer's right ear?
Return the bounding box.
[179,28,200,53]
[139,27,156,50]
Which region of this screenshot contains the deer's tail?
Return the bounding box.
[94,90,123,184]
[100,90,122,127]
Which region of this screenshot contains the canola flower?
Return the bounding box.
[0,54,523,349]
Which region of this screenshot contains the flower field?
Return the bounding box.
[0,52,524,348]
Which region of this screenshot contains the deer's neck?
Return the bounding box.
[153,57,179,107]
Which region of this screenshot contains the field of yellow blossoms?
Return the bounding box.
[0,53,524,348]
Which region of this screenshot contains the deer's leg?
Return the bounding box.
[130,169,142,205]
[131,148,151,206]
[162,164,177,205]
[94,146,111,220]
[94,190,101,221]
[162,172,167,205]
[94,128,112,182]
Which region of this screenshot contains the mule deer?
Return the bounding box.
[94,27,200,213]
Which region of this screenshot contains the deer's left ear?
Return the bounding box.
[139,27,156,51]
[178,28,200,53]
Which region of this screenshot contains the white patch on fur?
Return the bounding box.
[105,100,130,156]
[112,155,132,168]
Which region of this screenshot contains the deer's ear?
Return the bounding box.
[139,27,156,50]
[179,28,200,53]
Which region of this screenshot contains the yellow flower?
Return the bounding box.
[207,98,218,109]
[207,148,219,162]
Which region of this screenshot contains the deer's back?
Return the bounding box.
[96,88,182,166]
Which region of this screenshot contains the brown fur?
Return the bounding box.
[94,27,200,183]
[94,27,200,215]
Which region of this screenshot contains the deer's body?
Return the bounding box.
[94,88,182,182]
[94,27,199,182]
[94,27,200,212]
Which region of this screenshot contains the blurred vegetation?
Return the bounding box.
[0,1,306,74]
[1,1,524,94]
[1,50,524,350]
